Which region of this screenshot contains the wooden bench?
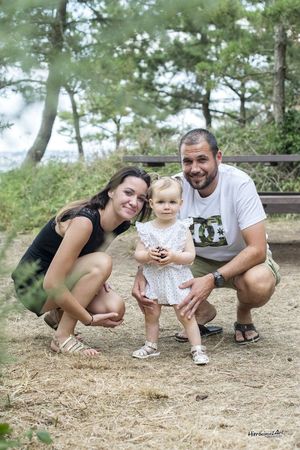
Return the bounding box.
[123,154,300,214]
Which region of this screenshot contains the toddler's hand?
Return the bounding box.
[157,248,174,265]
[148,247,163,264]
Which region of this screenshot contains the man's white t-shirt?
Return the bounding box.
[177,164,266,261]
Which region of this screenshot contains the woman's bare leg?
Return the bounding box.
[87,285,124,317]
[43,252,118,355]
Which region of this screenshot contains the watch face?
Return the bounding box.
[213,271,225,287]
[216,277,224,287]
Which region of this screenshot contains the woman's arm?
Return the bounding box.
[43,216,96,325]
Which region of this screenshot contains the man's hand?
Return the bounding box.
[91,312,123,328]
[177,274,215,319]
[132,269,155,313]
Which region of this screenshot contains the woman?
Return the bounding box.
[12,166,151,356]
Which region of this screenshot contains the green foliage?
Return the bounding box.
[35,430,53,444]
[0,152,124,231]
[0,422,52,448]
[2,139,299,234]
[276,110,300,154]
[216,121,300,191]
[217,117,300,156]
[1,0,300,159]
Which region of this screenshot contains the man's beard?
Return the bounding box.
[185,165,218,192]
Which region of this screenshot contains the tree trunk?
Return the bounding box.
[66,87,84,159]
[273,23,287,125]
[114,117,122,151]
[202,89,212,128]
[23,0,68,166]
[239,82,246,127]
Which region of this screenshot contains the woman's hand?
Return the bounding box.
[91,312,123,328]
[103,282,111,293]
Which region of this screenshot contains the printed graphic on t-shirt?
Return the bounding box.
[191,215,228,247]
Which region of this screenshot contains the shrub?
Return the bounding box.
[0,153,124,231]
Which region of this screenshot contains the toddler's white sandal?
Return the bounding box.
[132,341,160,359]
[191,345,209,365]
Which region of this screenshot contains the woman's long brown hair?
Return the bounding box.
[55,166,152,226]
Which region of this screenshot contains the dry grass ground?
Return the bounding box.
[1,218,299,450]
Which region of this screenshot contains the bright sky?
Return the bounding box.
[0,93,82,171]
[0,91,206,171]
[0,93,76,153]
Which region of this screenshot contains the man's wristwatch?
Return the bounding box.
[212,271,225,288]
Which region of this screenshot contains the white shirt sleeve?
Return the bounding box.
[235,179,266,230]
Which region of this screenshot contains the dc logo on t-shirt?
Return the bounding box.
[191,215,228,247]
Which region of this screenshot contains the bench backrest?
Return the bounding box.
[122,153,300,213]
[123,154,300,166]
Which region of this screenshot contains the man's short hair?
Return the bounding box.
[179,128,219,157]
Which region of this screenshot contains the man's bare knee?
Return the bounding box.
[235,267,275,306]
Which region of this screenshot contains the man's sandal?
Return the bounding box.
[175,324,223,343]
[191,345,209,365]
[234,322,260,345]
[50,335,99,356]
[132,341,160,359]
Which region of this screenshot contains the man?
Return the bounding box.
[132,128,280,344]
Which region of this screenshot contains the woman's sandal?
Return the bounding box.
[50,335,99,356]
[132,341,160,359]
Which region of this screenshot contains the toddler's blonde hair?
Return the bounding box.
[147,177,182,199]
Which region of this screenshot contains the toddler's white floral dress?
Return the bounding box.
[136,219,194,305]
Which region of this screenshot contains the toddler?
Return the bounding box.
[132,177,209,365]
